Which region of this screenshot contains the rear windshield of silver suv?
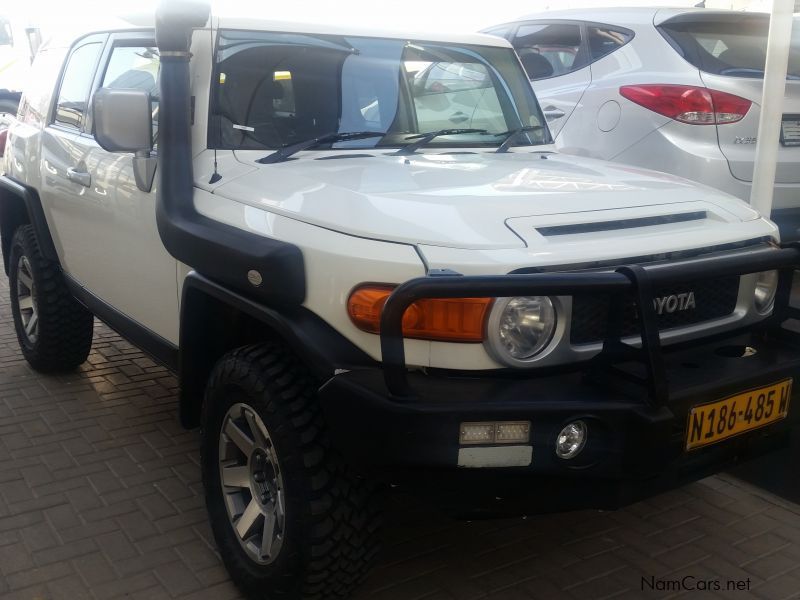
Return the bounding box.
[658,13,800,80]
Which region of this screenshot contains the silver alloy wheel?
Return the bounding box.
[16,255,39,344]
[218,402,286,565]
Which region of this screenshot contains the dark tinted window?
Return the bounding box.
[55,42,102,129]
[588,25,633,60]
[659,14,800,79]
[512,23,584,80]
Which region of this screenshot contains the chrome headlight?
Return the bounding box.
[754,270,778,314]
[485,296,557,366]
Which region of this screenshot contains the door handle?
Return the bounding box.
[543,106,566,120]
[66,167,91,187]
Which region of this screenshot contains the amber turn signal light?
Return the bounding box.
[347,285,492,342]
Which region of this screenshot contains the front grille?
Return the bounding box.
[570,276,740,345]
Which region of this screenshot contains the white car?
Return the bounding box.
[483,8,800,239]
[0,14,42,115]
[1,4,800,599]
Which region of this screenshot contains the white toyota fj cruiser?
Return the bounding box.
[2,3,800,599]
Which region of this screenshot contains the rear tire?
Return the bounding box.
[202,343,381,600]
[8,225,94,372]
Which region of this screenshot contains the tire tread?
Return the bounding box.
[9,225,93,372]
[203,343,381,600]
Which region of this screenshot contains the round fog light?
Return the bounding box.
[556,420,587,459]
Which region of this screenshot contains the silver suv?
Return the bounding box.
[484,8,800,239]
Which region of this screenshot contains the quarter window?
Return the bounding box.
[55,42,102,129]
[513,23,584,80]
[587,26,633,61]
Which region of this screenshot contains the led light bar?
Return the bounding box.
[459,421,531,445]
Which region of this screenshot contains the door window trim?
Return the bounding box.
[49,33,108,134]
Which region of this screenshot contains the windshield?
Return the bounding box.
[659,14,800,79]
[211,30,549,151]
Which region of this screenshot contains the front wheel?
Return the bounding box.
[201,343,380,600]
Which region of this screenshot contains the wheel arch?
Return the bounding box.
[0,176,59,275]
[178,272,375,429]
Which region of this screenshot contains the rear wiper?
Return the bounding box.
[257,131,386,164]
[394,128,488,155]
[495,125,548,153]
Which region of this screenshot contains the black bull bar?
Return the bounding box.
[379,244,800,403]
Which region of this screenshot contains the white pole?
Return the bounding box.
[749,0,795,217]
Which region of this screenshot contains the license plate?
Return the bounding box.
[685,379,792,451]
[780,116,800,146]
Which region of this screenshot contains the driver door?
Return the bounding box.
[40,31,179,344]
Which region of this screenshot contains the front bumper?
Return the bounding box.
[318,245,800,515]
[320,330,800,514]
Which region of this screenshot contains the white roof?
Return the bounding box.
[215,16,511,47]
[45,13,512,50]
[504,6,768,27]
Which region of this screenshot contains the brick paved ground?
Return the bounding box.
[2,272,800,600]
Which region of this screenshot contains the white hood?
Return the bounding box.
[210,150,762,250]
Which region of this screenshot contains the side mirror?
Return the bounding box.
[93,88,153,153]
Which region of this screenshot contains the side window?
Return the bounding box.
[271,70,295,116]
[101,45,160,143]
[55,42,102,129]
[587,25,634,61]
[513,23,584,80]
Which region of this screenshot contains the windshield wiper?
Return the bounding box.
[394,128,489,155]
[257,131,386,164]
[495,125,548,153]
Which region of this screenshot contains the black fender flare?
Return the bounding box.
[178,272,375,427]
[0,175,60,274]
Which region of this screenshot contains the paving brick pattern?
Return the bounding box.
[1,271,800,600]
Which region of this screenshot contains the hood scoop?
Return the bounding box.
[506,202,748,252]
[315,153,376,160]
[536,211,707,237]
